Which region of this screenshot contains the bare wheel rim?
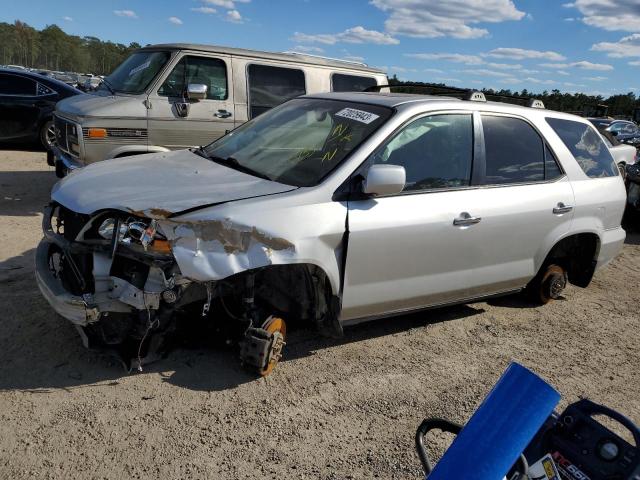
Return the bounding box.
[43,122,56,148]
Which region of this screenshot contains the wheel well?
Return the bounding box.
[224,264,341,335]
[542,233,600,288]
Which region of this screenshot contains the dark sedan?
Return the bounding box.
[0,68,82,150]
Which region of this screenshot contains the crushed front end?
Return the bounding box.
[36,202,329,375]
[35,203,291,374]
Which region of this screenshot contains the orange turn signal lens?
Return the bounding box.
[149,239,172,254]
[87,128,107,139]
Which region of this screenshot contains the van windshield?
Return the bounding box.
[203,98,392,187]
[101,51,170,94]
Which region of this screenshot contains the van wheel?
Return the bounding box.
[527,264,567,305]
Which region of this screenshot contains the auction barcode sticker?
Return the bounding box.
[335,108,380,124]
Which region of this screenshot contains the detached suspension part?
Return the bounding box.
[238,273,287,376]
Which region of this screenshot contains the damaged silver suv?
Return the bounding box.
[36,91,627,375]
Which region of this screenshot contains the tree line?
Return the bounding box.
[388,76,639,119]
[0,20,140,75]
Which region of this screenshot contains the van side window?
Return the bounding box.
[481,115,545,184]
[332,74,377,92]
[545,117,618,178]
[247,64,306,118]
[158,56,228,100]
[371,113,473,192]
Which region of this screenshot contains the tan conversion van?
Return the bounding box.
[51,43,388,176]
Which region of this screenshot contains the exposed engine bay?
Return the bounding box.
[36,202,337,375]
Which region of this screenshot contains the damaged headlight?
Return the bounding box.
[98,217,172,254]
[98,218,127,240]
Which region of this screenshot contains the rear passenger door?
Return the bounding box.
[0,72,40,142]
[147,54,234,148]
[462,113,575,298]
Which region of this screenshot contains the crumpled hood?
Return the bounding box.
[56,92,146,119]
[52,149,297,218]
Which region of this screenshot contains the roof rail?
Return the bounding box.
[282,51,368,67]
[364,83,546,109]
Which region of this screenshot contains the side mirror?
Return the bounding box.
[363,164,406,196]
[186,83,207,101]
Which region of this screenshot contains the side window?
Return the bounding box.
[371,113,473,192]
[0,73,36,96]
[545,144,563,181]
[546,117,618,178]
[248,64,306,118]
[609,123,625,133]
[482,115,544,184]
[332,74,377,92]
[158,56,228,100]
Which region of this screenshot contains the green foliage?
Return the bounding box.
[388,79,640,119]
[0,20,140,75]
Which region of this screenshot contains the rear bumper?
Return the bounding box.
[34,238,99,326]
[596,226,626,269]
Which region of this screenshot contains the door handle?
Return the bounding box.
[453,212,482,227]
[553,202,573,215]
[215,109,232,119]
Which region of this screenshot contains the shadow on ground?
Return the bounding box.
[0,151,56,217]
[0,243,493,392]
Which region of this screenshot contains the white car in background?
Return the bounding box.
[599,129,637,176]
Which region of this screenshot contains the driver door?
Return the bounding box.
[147,54,234,149]
[341,112,479,321]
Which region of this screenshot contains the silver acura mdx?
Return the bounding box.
[36,91,627,375]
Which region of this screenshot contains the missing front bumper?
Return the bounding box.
[35,238,100,326]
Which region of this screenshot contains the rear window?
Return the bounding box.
[332,74,377,93]
[0,73,36,95]
[546,117,618,178]
[248,64,306,118]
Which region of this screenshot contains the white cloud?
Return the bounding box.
[293,26,399,45]
[585,76,607,81]
[630,60,640,66]
[290,45,324,54]
[486,47,566,61]
[539,61,613,71]
[226,9,243,22]
[168,16,183,25]
[114,10,137,18]
[344,55,366,63]
[564,17,576,21]
[498,78,523,84]
[566,0,640,32]
[423,68,444,73]
[591,33,640,57]
[404,52,483,64]
[564,82,586,87]
[62,16,73,22]
[390,66,418,73]
[557,70,571,75]
[461,68,511,77]
[370,0,525,39]
[191,6,217,14]
[436,77,463,84]
[524,77,556,85]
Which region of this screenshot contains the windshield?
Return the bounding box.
[101,51,170,94]
[203,98,392,186]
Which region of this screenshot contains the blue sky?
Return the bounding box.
[3,0,640,96]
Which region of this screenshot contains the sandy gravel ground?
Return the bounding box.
[1,149,639,480]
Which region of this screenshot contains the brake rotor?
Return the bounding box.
[260,316,287,377]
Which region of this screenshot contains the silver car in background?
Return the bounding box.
[36,92,627,375]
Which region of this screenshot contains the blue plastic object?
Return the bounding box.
[428,362,560,480]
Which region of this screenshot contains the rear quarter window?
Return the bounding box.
[545,117,618,178]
